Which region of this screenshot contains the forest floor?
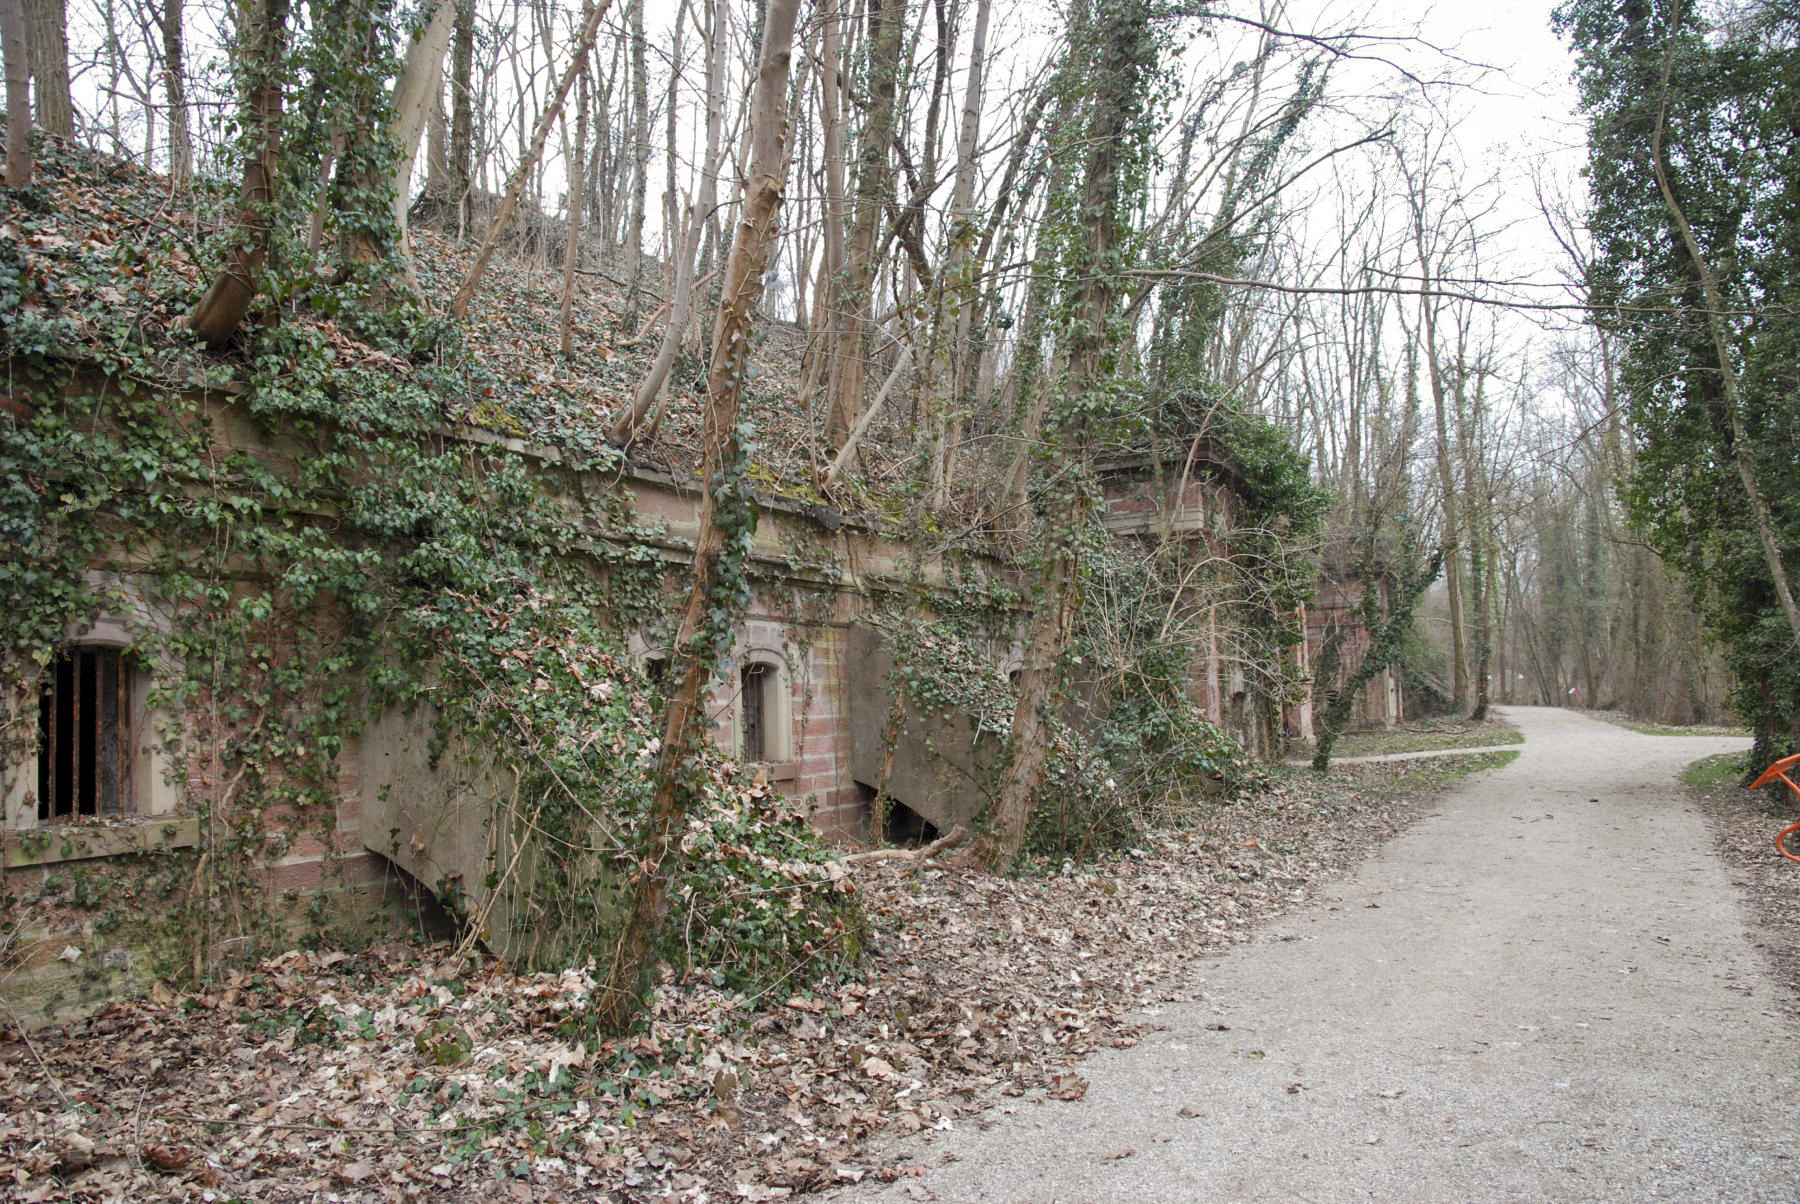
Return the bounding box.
[0,756,1508,1202]
[836,707,1794,1203]
[1687,751,1800,1019]
[1298,715,1522,760]
[1588,711,1751,739]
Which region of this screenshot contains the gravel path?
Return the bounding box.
[839,706,1794,1203]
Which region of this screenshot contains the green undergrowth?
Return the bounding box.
[1682,752,1750,790]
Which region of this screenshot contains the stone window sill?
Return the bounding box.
[4,816,200,869]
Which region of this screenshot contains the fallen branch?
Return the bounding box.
[841,824,968,865]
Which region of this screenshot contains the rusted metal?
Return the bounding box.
[37,647,132,821]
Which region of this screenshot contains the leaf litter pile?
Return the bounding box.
[0,758,1501,1201]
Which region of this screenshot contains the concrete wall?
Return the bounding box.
[1305,576,1402,729]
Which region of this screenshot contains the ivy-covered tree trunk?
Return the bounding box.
[188,0,288,348]
[447,0,474,215]
[1558,0,1800,769]
[161,0,192,189]
[594,0,801,1031]
[973,0,1159,872]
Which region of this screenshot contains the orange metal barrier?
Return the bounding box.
[1749,753,1800,864]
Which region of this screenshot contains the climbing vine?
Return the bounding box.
[1,44,857,1021]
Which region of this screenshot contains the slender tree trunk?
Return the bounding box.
[1415,285,1468,711]
[794,0,847,415]
[160,0,191,188]
[623,0,649,318]
[388,0,456,246]
[424,88,449,199]
[925,0,991,507]
[448,0,475,209]
[558,33,589,356]
[609,0,724,443]
[187,0,287,348]
[22,0,69,136]
[1,0,29,187]
[595,0,801,1032]
[823,0,903,453]
[659,0,684,302]
[449,0,614,318]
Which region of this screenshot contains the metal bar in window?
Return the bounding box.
[78,649,97,817]
[37,677,52,822]
[97,650,123,815]
[742,664,766,763]
[54,656,73,819]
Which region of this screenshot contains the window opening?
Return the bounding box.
[37,646,132,822]
[741,662,770,762]
[644,655,669,687]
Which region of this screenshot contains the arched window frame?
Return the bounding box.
[6,585,182,832]
[730,644,795,778]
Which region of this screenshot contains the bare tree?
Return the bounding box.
[558,9,590,356]
[160,0,190,188]
[388,0,456,251]
[596,0,801,1031]
[448,0,614,318]
[187,0,287,347]
[823,0,904,454]
[609,0,725,443]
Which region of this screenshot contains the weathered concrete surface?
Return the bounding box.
[846,625,999,836]
[841,706,1794,1202]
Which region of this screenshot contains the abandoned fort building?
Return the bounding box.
[1,383,1397,1025]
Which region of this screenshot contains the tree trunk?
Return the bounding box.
[448,0,614,319]
[160,0,191,188]
[794,0,847,417]
[1415,285,1468,711]
[622,0,649,318]
[448,0,475,211]
[388,0,456,244]
[424,87,449,200]
[609,0,724,443]
[823,0,903,454]
[594,0,801,1032]
[924,0,991,507]
[187,0,287,348]
[22,0,69,137]
[1,0,29,187]
[973,0,1155,872]
[558,33,589,356]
